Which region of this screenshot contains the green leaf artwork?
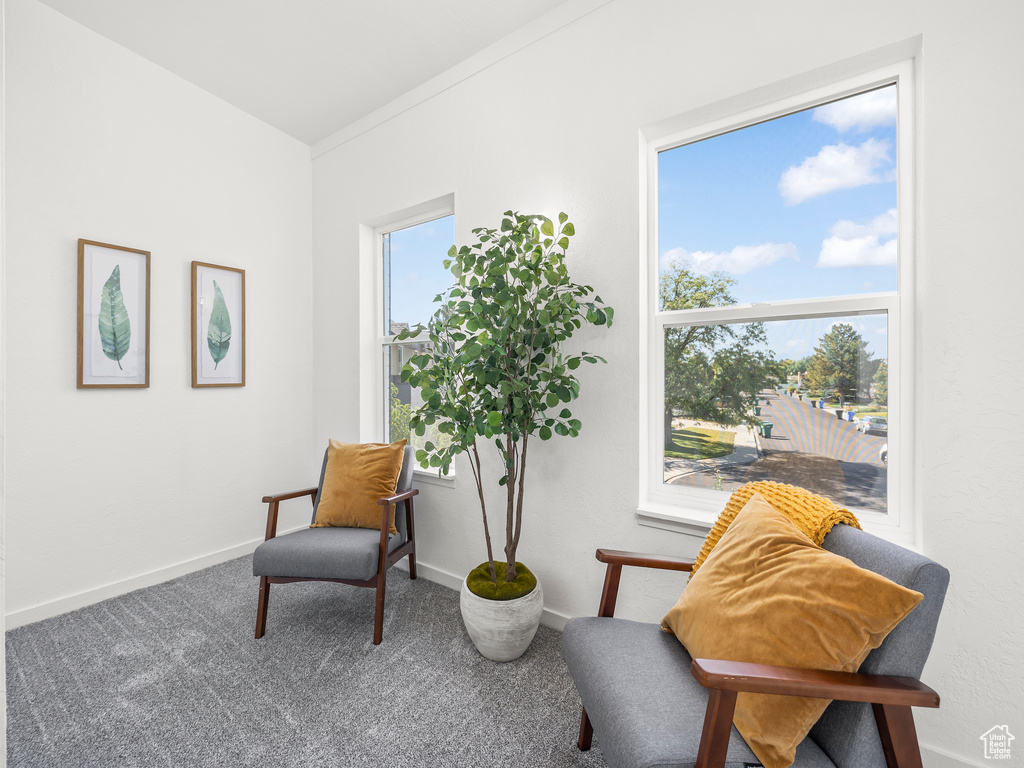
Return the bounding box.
[207,280,232,369]
[98,265,131,370]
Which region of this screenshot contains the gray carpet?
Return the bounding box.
[6,557,608,767]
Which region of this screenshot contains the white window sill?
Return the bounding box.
[638,499,920,553]
[636,502,714,538]
[413,468,456,488]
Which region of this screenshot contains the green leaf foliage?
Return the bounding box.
[660,261,781,431]
[398,210,613,582]
[98,264,131,370]
[206,280,232,369]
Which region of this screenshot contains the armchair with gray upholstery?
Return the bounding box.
[561,524,949,768]
[252,445,419,645]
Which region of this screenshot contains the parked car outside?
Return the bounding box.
[857,416,888,434]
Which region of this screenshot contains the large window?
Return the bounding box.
[380,210,455,450]
[641,63,915,544]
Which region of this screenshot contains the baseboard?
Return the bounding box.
[406,559,572,631]
[4,525,306,630]
[922,744,986,768]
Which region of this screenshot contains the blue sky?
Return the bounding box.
[658,85,898,361]
[386,214,455,332]
[387,88,898,364]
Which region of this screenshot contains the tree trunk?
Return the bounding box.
[504,434,517,582]
[469,442,497,584]
[508,433,529,582]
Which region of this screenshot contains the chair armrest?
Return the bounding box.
[374,487,417,540]
[262,488,317,504]
[689,659,939,768]
[594,549,695,618]
[261,487,317,541]
[376,487,420,506]
[596,548,694,572]
[691,658,940,708]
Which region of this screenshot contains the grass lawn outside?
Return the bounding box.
[665,427,735,460]
[853,406,888,419]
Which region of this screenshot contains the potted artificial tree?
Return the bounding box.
[397,210,612,661]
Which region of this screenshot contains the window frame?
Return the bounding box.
[638,60,916,547]
[359,194,456,485]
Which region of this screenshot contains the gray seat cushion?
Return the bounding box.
[252,527,405,582]
[561,617,837,768]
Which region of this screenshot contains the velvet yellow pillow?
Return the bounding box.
[691,481,861,575]
[311,440,407,534]
[661,493,922,768]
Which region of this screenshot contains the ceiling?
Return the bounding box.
[36,0,575,145]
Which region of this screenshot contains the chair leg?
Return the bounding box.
[577,707,594,750]
[255,576,271,639]
[406,501,417,580]
[873,703,924,768]
[373,571,387,645]
[695,689,738,768]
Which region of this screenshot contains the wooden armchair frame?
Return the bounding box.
[254,485,419,645]
[577,548,939,768]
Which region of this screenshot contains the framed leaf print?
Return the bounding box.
[78,239,151,388]
[192,262,245,387]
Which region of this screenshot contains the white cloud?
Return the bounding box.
[661,242,798,275]
[816,208,897,268]
[831,207,897,240]
[779,139,892,205]
[813,87,897,133]
[829,208,897,239]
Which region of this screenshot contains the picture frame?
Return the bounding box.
[192,261,245,387]
[78,239,151,388]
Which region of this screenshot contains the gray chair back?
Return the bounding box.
[310,445,416,541]
[810,524,949,766]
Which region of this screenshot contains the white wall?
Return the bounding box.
[1,0,8,755]
[4,0,316,624]
[311,1,1024,765]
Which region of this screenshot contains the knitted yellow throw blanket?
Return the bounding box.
[691,481,861,574]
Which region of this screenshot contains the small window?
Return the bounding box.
[381,213,455,447]
[641,64,914,544]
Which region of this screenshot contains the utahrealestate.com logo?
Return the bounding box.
[980,725,1014,760]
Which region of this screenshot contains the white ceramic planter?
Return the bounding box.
[459,576,544,662]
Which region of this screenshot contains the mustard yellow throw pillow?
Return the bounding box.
[661,493,922,768]
[691,481,861,575]
[311,440,407,534]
